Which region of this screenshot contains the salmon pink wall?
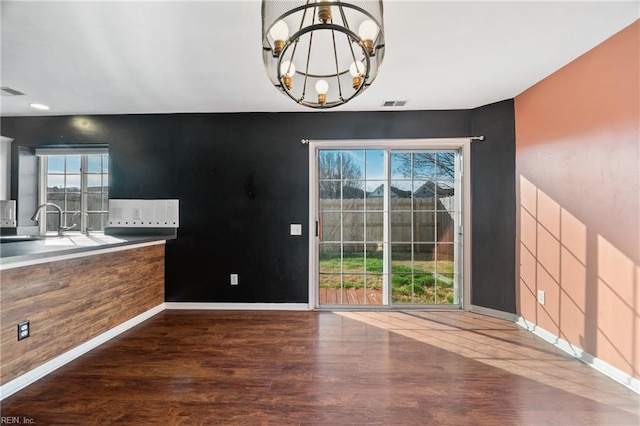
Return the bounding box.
[515,20,639,381]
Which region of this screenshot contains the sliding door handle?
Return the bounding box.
[316,218,323,240]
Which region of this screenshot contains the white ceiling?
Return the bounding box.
[1,1,638,116]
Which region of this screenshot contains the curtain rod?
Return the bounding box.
[300,136,484,145]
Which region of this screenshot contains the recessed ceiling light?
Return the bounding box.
[29,103,50,110]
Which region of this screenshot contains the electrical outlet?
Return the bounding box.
[537,290,545,305]
[230,274,239,285]
[18,320,30,341]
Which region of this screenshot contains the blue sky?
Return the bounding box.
[322,149,456,192]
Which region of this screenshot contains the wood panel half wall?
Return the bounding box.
[0,244,165,386]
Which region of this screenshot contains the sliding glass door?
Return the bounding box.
[317,149,386,305]
[313,146,462,308]
[389,151,459,305]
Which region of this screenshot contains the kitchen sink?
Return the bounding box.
[0,235,46,243]
[0,233,126,246]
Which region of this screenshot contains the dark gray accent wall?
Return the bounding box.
[471,100,517,313]
[2,106,515,312]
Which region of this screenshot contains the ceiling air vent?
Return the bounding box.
[0,87,25,96]
[382,100,407,107]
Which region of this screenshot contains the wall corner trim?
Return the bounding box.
[0,303,166,401]
[164,302,311,311]
[517,317,640,395]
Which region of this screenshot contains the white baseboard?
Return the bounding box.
[6,302,635,401]
[0,303,165,401]
[165,302,310,311]
[517,317,640,395]
[470,305,519,322]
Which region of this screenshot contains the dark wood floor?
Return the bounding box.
[2,310,639,425]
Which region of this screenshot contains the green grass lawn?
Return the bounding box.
[319,252,456,304]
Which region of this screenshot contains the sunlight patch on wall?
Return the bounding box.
[518,174,639,379]
[559,208,588,345]
[518,175,588,354]
[597,235,637,376]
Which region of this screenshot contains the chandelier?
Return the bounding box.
[262,0,385,109]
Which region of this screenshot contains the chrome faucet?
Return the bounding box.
[31,203,75,236]
[72,210,90,234]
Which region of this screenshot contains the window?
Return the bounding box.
[39,152,109,233]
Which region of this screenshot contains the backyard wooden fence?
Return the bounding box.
[319,198,455,260]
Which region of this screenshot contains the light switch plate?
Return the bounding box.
[290,224,302,236]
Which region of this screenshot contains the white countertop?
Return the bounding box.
[0,232,175,270]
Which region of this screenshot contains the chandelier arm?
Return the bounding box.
[287,23,366,79]
[347,34,360,75]
[372,28,385,56]
[330,27,344,101]
[289,9,307,75]
[337,6,361,68]
[300,11,317,103]
[284,57,293,76]
[338,3,362,77]
[336,4,353,33]
[299,0,312,32]
[287,0,312,65]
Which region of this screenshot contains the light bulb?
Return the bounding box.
[270,20,289,56]
[315,80,329,105]
[280,61,296,77]
[349,61,365,77]
[358,20,378,40]
[349,61,365,89]
[358,20,378,55]
[315,80,329,95]
[270,20,289,40]
[280,61,296,90]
